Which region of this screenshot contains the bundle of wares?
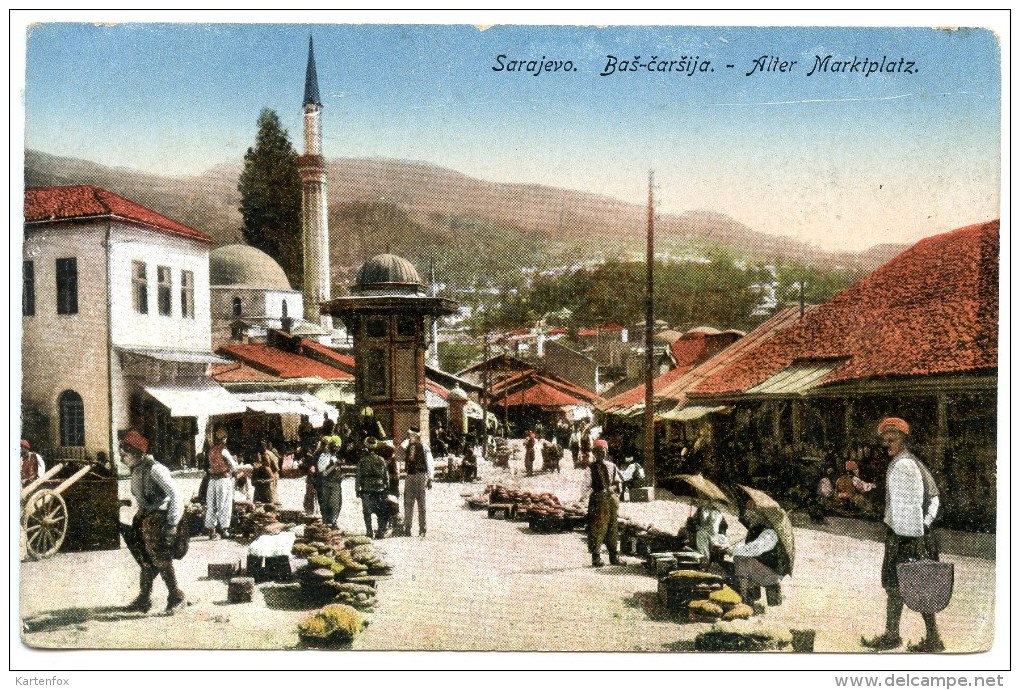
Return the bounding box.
[657,570,755,623]
[230,502,305,540]
[291,523,393,612]
[618,516,683,556]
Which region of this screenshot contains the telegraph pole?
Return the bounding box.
[481,320,491,458]
[643,170,656,489]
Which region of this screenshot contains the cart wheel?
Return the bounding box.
[22,489,68,560]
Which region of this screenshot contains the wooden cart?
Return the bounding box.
[21,460,117,560]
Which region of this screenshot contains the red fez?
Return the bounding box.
[20,439,30,450]
[845,460,858,472]
[593,439,609,450]
[121,429,149,454]
[877,417,910,436]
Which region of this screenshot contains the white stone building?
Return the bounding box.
[22,185,243,468]
[209,244,310,345]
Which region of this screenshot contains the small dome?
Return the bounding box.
[210,244,292,290]
[448,386,469,401]
[354,253,422,292]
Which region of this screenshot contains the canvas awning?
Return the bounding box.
[312,384,355,404]
[743,361,841,397]
[144,383,248,417]
[658,404,730,422]
[120,346,232,364]
[562,405,593,422]
[233,392,340,423]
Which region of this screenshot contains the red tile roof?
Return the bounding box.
[427,380,451,400]
[299,339,356,372]
[209,361,282,383]
[600,330,745,410]
[601,364,693,410]
[489,369,602,410]
[693,220,999,396]
[24,185,211,243]
[600,307,808,412]
[217,343,354,381]
[495,381,593,409]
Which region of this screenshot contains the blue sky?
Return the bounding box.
[20,19,1001,251]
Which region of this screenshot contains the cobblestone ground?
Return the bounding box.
[18,454,996,652]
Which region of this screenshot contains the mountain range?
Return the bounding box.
[24,148,907,288]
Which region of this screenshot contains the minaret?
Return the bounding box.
[299,36,332,330]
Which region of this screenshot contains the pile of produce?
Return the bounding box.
[290,524,392,611]
[297,603,367,648]
[468,485,586,531]
[687,585,752,623]
[231,502,291,539]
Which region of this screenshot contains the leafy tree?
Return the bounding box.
[773,259,862,310]
[238,109,303,289]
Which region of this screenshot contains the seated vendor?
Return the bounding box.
[620,457,646,502]
[461,444,479,481]
[685,502,728,562]
[834,460,877,514]
[728,501,792,609]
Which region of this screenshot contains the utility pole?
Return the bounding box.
[643,170,656,490]
[481,320,490,458]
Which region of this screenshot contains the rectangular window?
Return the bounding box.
[396,316,417,338]
[366,316,388,339]
[132,261,148,314]
[180,270,195,319]
[55,258,78,315]
[157,266,172,316]
[365,348,389,398]
[23,261,35,316]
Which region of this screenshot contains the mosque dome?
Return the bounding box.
[353,253,423,294]
[210,244,292,290]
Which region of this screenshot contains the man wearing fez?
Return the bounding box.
[204,427,239,539]
[121,429,187,614]
[581,438,624,567]
[862,417,944,652]
[401,427,434,536]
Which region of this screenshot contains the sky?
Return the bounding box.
[17,12,1004,252]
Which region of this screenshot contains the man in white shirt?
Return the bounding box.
[204,428,239,539]
[862,417,944,653]
[729,503,789,608]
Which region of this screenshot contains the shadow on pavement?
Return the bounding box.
[23,605,156,634]
[625,591,676,622]
[261,583,320,611]
[662,639,697,652]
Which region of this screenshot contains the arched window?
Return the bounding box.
[232,296,242,317]
[281,299,288,318]
[59,390,85,447]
